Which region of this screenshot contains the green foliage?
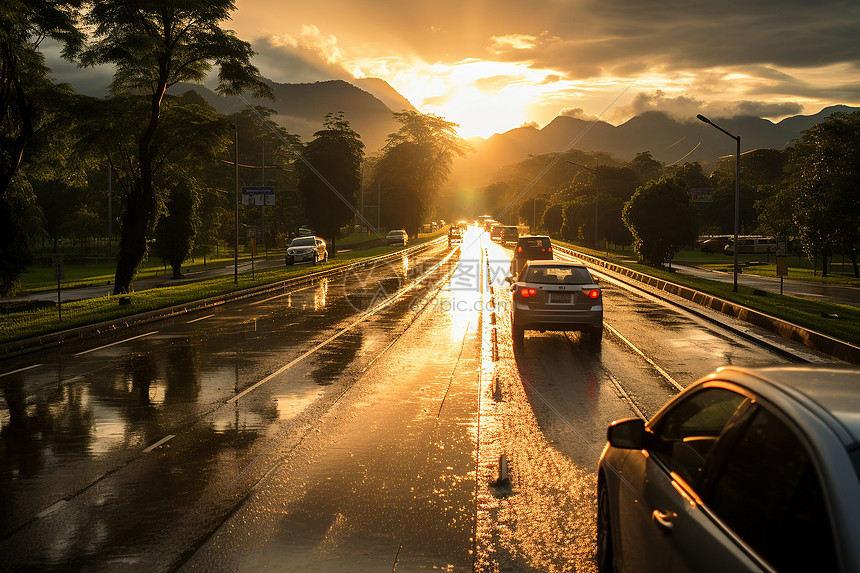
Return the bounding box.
[518,197,548,229]
[154,184,200,278]
[0,198,33,295]
[629,151,664,185]
[541,203,564,236]
[296,112,364,251]
[782,111,860,277]
[79,0,271,293]
[376,111,470,235]
[561,196,593,243]
[623,175,698,266]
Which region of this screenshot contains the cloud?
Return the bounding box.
[560,108,600,121]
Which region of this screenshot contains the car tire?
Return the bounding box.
[512,323,525,348]
[312,253,318,265]
[597,480,614,573]
[323,251,329,263]
[286,256,294,266]
[588,325,603,345]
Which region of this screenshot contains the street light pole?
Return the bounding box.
[697,114,740,292]
[234,121,239,284]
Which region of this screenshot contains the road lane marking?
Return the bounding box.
[603,322,685,393]
[143,435,175,453]
[37,500,67,519]
[187,314,215,323]
[249,285,313,306]
[73,331,159,357]
[0,364,42,378]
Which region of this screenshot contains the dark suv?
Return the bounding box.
[510,235,553,275]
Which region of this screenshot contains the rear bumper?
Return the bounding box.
[512,305,603,331]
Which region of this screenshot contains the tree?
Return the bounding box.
[518,197,548,229]
[782,112,860,277]
[296,112,364,254]
[154,183,200,278]
[541,203,564,236]
[0,1,84,293]
[628,151,664,185]
[375,111,470,234]
[623,175,698,267]
[80,1,271,293]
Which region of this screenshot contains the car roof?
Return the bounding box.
[517,234,550,240]
[523,260,586,269]
[710,365,860,446]
[388,229,406,233]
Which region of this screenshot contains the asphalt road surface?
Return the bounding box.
[0,227,840,572]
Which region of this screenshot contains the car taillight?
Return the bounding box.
[548,246,553,253]
[518,287,538,298]
[517,246,523,253]
[583,288,601,299]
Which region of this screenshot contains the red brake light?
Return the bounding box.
[548,246,553,253]
[518,287,538,298]
[583,288,601,299]
[517,246,523,252]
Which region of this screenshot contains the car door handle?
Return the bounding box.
[651,509,677,531]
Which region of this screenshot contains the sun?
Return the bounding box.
[354,58,571,139]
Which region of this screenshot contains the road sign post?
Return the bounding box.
[52,254,65,321]
[776,238,788,295]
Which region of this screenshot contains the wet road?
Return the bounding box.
[0,227,839,572]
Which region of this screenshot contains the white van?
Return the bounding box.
[724,236,777,255]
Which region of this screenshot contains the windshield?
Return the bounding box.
[524,266,593,285]
[291,237,316,247]
[388,231,404,236]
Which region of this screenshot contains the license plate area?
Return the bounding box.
[549,292,572,303]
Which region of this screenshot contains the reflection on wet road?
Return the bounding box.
[0,227,839,571]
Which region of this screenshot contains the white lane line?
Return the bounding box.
[37,500,67,519]
[232,247,459,404]
[188,314,215,323]
[0,364,42,378]
[143,434,175,453]
[250,285,313,306]
[73,331,159,357]
[603,322,685,393]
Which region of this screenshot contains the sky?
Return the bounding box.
[49,0,860,139]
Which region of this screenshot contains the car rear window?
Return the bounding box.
[518,238,550,250]
[291,237,315,246]
[524,266,593,284]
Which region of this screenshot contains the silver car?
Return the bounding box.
[286,236,327,265]
[506,260,602,346]
[386,229,408,246]
[598,365,860,573]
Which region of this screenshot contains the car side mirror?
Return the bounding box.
[505,276,514,284]
[607,418,647,449]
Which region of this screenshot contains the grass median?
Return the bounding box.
[1,244,415,345]
[556,241,860,348]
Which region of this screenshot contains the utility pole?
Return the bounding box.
[234,121,239,284]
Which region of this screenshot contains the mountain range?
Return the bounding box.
[170,78,858,188]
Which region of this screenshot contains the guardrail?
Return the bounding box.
[0,238,447,359]
[552,243,860,364]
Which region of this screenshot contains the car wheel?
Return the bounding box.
[512,323,525,348]
[597,480,615,573]
[286,256,294,266]
[588,325,603,345]
[312,253,318,264]
[323,251,329,263]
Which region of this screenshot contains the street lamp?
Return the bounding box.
[567,160,599,248]
[697,114,740,292]
[233,121,239,284]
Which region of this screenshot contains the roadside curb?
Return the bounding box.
[1,240,441,360]
[553,244,860,365]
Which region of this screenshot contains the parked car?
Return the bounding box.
[386,229,408,246]
[597,364,860,573]
[723,236,777,255]
[286,236,327,265]
[506,260,603,346]
[510,235,553,275]
[699,236,732,253]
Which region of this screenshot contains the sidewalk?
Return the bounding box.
[669,264,860,307]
